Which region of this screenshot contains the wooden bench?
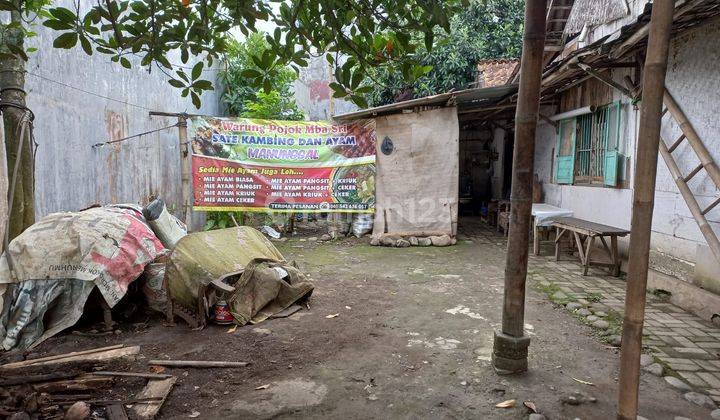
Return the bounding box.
[551,217,630,276]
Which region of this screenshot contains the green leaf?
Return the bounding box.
[203,219,216,230]
[191,61,203,80]
[80,35,92,56]
[240,69,262,78]
[193,80,214,90]
[329,82,348,98]
[176,70,189,82]
[43,19,73,30]
[349,94,368,108]
[120,57,131,69]
[181,48,189,64]
[0,1,16,11]
[53,32,78,49]
[168,79,185,88]
[191,91,201,109]
[49,7,77,22]
[424,32,434,52]
[350,70,364,89]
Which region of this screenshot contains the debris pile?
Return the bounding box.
[0,198,314,349]
[0,344,176,419]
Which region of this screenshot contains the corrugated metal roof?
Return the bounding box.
[333,84,518,121]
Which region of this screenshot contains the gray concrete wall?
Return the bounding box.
[21,0,221,218]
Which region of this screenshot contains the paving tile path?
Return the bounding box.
[526,252,720,405]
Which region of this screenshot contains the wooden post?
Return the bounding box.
[177,115,193,229]
[491,0,546,375]
[617,2,674,419]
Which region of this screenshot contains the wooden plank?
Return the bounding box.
[33,375,114,393]
[552,217,630,236]
[611,236,620,277]
[92,371,173,380]
[131,377,177,420]
[148,360,249,368]
[105,404,129,420]
[573,232,586,264]
[555,227,567,261]
[0,372,77,386]
[583,236,596,276]
[0,344,124,369]
[1,346,139,370]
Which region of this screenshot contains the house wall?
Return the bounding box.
[16,0,221,221]
[657,18,720,293]
[536,15,720,294]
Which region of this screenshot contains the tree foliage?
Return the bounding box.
[220,33,303,121]
[1,0,467,108]
[365,0,524,106]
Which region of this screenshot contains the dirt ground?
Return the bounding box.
[16,219,712,419]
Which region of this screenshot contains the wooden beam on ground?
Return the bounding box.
[131,377,177,420]
[0,345,139,369]
[148,360,249,368]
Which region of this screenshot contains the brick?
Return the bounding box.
[695,360,720,372]
[678,371,709,387]
[669,363,702,372]
[697,372,720,388]
[673,347,709,355]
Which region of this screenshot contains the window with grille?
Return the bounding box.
[554,102,623,187]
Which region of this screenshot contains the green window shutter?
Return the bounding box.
[603,150,621,186]
[555,118,576,184]
[603,101,623,186]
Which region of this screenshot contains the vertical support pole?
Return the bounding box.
[177,115,192,229]
[617,2,674,419]
[492,0,546,374]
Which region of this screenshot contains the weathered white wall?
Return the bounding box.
[536,14,720,293]
[23,0,221,218]
[294,55,358,121]
[657,17,720,292]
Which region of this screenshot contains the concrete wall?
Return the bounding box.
[21,0,221,219]
[535,14,720,294]
[294,55,358,121]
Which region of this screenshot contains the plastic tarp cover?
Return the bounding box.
[0,206,165,350]
[372,107,459,236]
[532,203,574,227]
[165,227,313,326]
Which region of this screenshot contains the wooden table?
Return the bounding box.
[551,217,630,276]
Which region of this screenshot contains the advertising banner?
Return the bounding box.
[189,117,376,213]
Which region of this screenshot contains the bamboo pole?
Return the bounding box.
[491,0,546,375]
[617,2,675,419]
[177,115,192,228]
